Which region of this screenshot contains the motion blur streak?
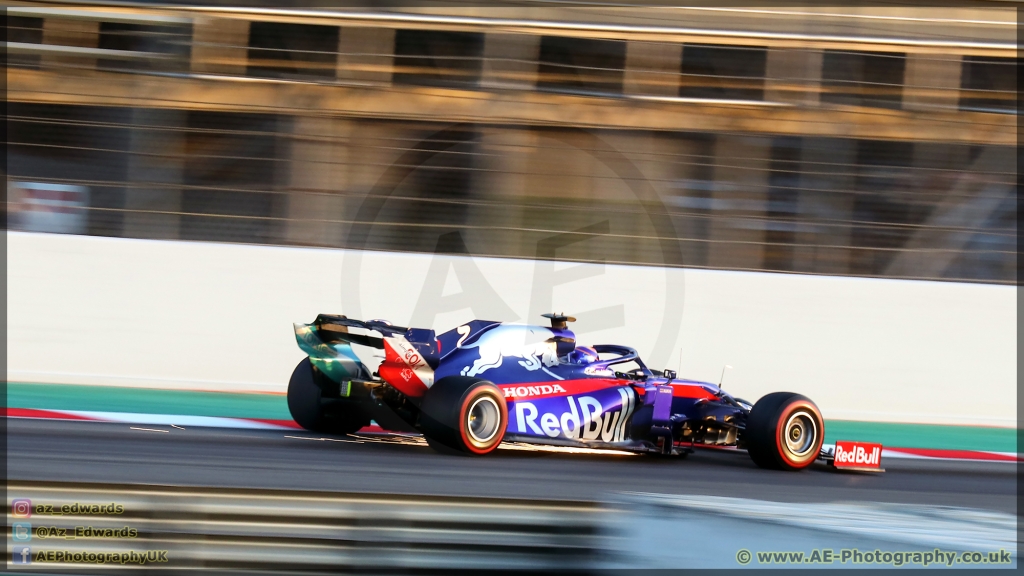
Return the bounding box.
[6,479,601,572]
[6,479,1015,571]
[4,3,1017,572]
[9,419,1017,513]
[6,419,1017,571]
[6,2,1016,283]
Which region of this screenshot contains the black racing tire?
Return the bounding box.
[423,436,464,456]
[419,376,507,455]
[287,358,370,435]
[745,392,824,471]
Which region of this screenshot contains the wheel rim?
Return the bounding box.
[783,410,817,459]
[466,396,501,444]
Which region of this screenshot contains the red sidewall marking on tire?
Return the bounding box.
[774,400,823,469]
[458,387,507,455]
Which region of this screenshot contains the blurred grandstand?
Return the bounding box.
[5,1,1017,283]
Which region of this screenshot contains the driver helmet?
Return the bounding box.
[568,346,599,365]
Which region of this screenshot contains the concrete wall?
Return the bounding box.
[7,231,1015,426]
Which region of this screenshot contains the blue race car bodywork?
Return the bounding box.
[291,313,755,457]
[288,313,856,471]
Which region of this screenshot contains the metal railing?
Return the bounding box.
[6,111,1016,283]
[7,480,601,572]
[7,5,1017,110]
[4,4,1017,284]
[7,480,1016,571]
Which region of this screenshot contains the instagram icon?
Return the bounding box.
[12,499,32,518]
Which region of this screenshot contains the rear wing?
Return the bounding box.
[312,314,407,348]
[300,314,440,369]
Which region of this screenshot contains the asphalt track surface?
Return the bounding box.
[7,418,1017,514]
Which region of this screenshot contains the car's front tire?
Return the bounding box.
[745,392,824,471]
[287,358,370,435]
[419,376,507,455]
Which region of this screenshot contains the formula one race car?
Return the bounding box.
[288,314,881,471]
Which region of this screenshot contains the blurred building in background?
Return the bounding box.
[6,1,1017,283]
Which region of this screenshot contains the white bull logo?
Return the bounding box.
[459,325,560,377]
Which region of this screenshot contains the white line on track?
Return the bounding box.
[130,427,169,433]
[284,435,363,443]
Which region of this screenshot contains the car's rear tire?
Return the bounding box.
[420,376,507,455]
[287,358,370,435]
[745,392,823,471]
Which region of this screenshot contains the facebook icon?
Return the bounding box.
[12,545,32,565]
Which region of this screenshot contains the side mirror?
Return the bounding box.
[663,369,677,380]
